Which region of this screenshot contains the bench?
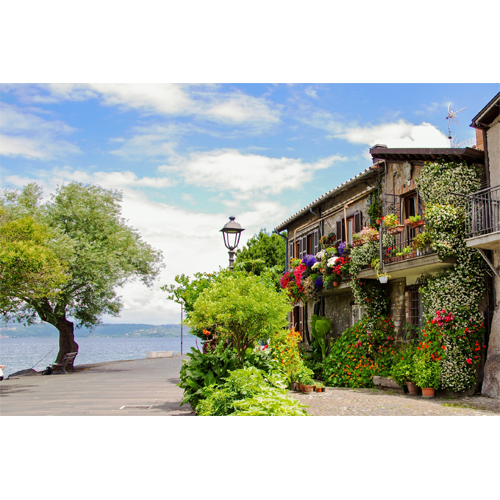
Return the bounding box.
[52,352,78,374]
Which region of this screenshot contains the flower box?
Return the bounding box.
[352,239,366,247]
[369,233,380,241]
[409,220,425,229]
[387,225,405,235]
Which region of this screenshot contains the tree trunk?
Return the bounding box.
[54,317,79,372]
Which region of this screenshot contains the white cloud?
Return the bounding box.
[0,103,81,160]
[334,120,450,148]
[9,83,280,127]
[3,167,293,324]
[159,149,346,199]
[304,87,318,99]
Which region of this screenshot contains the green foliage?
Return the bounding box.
[1,183,164,331]
[0,211,69,314]
[268,328,305,382]
[234,229,286,272]
[310,315,332,360]
[368,190,382,228]
[390,343,417,387]
[178,347,239,408]
[413,352,441,389]
[323,316,398,388]
[196,366,308,416]
[186,273,292,367]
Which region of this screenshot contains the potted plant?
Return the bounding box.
[352,233,365,247]
[414,231,432,255]
[413,356,441,398]
[301,376,315,393]
[314,381,325,392]
[324,275,334,290]
[405,214,424,228]
[383,213,404,234]
[390,346,419,395]
[377,272,390,284]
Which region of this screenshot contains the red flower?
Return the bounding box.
[202,329,211,336]
[466,359,472,365]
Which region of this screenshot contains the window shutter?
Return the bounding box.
[301,236,307,258]
[336,220,342,243]
[313,229,319,255]
[354,211,362,233]
[289,242,294,259]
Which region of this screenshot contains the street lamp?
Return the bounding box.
[220,216,245,271]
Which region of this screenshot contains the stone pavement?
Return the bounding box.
[0,356,194,416]
[289,387,500,416]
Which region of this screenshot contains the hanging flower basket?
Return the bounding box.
[409,220,425,229]
[369,233,380,241]
[352,239,366,247]
[387,225,405,235]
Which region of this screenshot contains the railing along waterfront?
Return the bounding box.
[465,184,500,239]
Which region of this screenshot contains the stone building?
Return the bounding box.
[468,91,500,399]
[274,145,486,348]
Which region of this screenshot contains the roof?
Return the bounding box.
[470,92,500,129]
[369,146,484,164]
[273,165,379,232]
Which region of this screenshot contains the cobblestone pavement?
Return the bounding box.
[289,387,500,416]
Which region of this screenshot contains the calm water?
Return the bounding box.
[0,336,201,377]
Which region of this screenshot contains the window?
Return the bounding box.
[289,228,319,262]
[351,305,365,326]
[336,211,362,245]
[406,285,424,327]
[292,306,303,339]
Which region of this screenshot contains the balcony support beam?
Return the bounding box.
[476,248,500,280]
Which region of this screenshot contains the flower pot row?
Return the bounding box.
[292,382,325,393]
[406,381,435,398]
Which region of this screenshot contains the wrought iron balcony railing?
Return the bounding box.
[465,184,500,239]
[383,222,433,264]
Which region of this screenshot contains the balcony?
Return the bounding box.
[357,222,456,281]
[465,184,500,251]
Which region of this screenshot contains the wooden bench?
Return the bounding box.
[52,352,78,374]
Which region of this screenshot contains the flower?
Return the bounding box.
[202,329,211,336]
[302,254,317,268]
[466,358,472,364]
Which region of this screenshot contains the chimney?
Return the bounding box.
[475,128,484,150]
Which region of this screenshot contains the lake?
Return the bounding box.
[0,336,201,378]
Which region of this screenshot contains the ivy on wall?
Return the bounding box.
[415,161,487,392]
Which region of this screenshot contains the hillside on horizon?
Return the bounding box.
[0,323,192,338]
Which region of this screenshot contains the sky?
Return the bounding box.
[1,83,499,324]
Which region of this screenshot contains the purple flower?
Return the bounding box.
[302,254,317,268]
[314,276,323,289]
[338,241,347,256]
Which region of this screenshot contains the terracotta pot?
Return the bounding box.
[302,384,314,393]
[315,387,324,392]
[406,381,419,396]
[333,282,339,287]
[421,387,435,398]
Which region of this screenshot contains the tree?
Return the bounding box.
[185,273,292,367]
[0,182,164,367]
[234,229,286,273]
[0,210,69,315]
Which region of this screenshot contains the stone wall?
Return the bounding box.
[388,278,406,336]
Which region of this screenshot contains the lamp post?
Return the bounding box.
[220,216,245,272]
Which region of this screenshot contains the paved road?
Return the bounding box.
[0,356,194,416]
[290,387,500,416]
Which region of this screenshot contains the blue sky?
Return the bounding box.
[1,83,499,324]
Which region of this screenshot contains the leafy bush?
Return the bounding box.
[268,328,305,382]
[186,273,292,367]
[413,353,441,389]
[390,343,417,387]
[323,316,398,388]
[178,348,238,408]
[196,366,308,416]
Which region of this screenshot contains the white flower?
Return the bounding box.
[312,262,321,270]
[316,250,325,260]
[327,256,340,267]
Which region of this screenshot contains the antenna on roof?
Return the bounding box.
[446,103,465,147]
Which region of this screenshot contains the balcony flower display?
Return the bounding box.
[280,259,307,303]
[382,213,404,234]
[404,214,424,228]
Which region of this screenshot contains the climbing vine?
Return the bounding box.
[415,161,487,392]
